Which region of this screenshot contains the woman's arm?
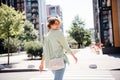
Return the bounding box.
[58,31,78,63]
[39,55,44,72]
[70,51,78,63]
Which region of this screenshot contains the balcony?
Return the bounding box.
[32,9,38,13]
[31,3,38,8]
[26,13,32,16]
[32,19,39,24]
[32,15,36,20]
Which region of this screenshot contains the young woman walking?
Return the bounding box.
[39,17,78,80]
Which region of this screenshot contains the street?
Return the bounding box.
[0,70,119,80]
[0,48,120,80]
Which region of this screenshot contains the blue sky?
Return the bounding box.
[46,0,94,35]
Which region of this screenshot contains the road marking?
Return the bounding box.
[30,77,115,80]
[30,74,115,80]
[33,70,115,80]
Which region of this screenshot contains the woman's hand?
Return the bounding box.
[70,51,78,63]
[73,56,78,63]
[39,55,44,72]
[39,64,44,72]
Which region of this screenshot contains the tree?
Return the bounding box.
[82,29,92,46]
[67,36,78,45]
[24,41,43,59]
[67,36,78,49]
[3,38,22,53]
[0,4,25,65]
[68,15,91,48]
[19,20,38,42]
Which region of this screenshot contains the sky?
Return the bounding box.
[46,0,94,35]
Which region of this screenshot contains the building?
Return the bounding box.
[24,0,47,40]
[38,0,47,40]
[25,0,39,29]
[93,0,120,53]
[46,5,63,31]
[0,0,24,11]
[0,0,48,41]
[25,0,47,40]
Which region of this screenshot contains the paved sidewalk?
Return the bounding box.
[0,52,40,71]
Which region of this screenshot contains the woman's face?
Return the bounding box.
[51,21,60,30]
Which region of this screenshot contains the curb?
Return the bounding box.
[0,69,40,73]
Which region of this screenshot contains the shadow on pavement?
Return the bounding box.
[106,53,120,58]
[111,68,120,71]
[24,58,41,61]
[1,62,19,68]
[107,53,120,71]
[0,69,46,73]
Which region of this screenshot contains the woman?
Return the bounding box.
[39,17,78,80]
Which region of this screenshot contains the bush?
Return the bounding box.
[24,41,43,59]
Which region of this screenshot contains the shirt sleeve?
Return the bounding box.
[57,31,71,53]
[42,47,45,56]
[42,35,47,56]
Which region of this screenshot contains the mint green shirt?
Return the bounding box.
[43,29,71,68]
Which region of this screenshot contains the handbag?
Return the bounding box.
[48,57,64,70]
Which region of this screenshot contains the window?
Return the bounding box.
[31,0,37,1]
[107,0,111,7]
[27,2,31,6]
[26,13,32,17]
[26,7,31,13]
[50,7,56,15]
[27,0,31,1]
[102,0,107,7]
[31,3,38,7]
[21,0,24,2]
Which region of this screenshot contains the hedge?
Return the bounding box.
[24,41,43,59]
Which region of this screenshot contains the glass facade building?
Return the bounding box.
[25,0,39,29]
[93,0,120,48]
[98,0,113,47]
[0,0,24,11]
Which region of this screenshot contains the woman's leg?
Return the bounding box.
[52,63,66,80]
[52,67,66,80]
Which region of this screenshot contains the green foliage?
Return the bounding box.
[19,20,38,42]
[24,41,43,59]
[68,15,92,48]
[67,36,78,49]
[0,4,25,64]
[0,4,38,56]
[3,38,21,53]
[0,4,25,49]
[67,36,78,45]
[0,4,25,38]
[82,29,92,46]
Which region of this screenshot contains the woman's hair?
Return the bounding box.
[47,17,61,29]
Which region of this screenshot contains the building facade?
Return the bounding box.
[0,0,48,41]
[0,0,24,11]
[38,0,47,40]
[46,5,63,31]
[25,0,47,40]
[25,0,39,29]
[93,0,120,48]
